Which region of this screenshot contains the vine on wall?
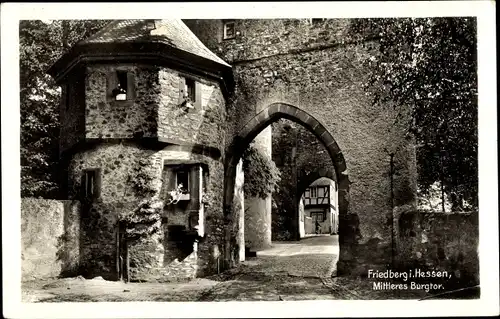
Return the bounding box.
[242,142,282,199]
[118,157,163,241]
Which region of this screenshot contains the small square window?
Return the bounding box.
[82,169,100,199]
[223,21,236,40]
[176,169,189,194]
[113,71,128,101]
[185,78,196,102]
[311,211,325,223]
[311,18,326,24]
[310,187,317,198]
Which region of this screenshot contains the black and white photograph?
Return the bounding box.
[2,2,498,318]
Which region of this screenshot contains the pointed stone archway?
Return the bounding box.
[223,102,351,273]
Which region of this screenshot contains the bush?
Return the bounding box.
[242,142,281,199]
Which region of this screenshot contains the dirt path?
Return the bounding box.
[22,276,220,302]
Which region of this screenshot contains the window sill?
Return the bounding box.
[178,193,190,201]
[107,99,135,107]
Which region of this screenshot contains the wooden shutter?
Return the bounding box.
[195,81,202,109]
[126,72,136,100]
[107,72,117,100]
[80,172,87,199]
[94,168,102,199]
[165,168,176,193]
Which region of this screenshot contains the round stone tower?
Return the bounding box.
[48,19,234,281]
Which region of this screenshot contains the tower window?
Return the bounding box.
[82,169,100,199]
[223,21,236,40]
[176,169,189,194]
[178,77,201,110]
[185,78,196,102]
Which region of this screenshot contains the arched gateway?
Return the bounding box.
[223,102,351,271]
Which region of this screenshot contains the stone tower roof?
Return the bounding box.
[47,19,233,95]
[80,19,230,67]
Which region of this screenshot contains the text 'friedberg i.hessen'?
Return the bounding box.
[368,269,452,292]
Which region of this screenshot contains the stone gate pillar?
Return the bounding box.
[244,127,273,250]
[234,159,245,262]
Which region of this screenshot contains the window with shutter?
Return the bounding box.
[176,169,190,194]
[179,77,202,110]
[107,70,135,102]
[223,21,236,39]
[186,78,195,102]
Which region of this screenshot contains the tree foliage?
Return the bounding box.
[351,18,478,209]
[242,142,282,199]
[20,20,110,198]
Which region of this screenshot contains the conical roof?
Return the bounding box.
[80,19,230,67]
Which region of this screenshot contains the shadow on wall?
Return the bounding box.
[336,213,391,276]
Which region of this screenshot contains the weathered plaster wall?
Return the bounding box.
[187,19,417,273]
[21,199,80,281]
[298,198,305,238]
[234,159,245,262]
[244,127,273,249]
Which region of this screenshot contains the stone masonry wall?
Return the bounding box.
[85,64,226,151]
[85,64,157,139]
[184,19,355,63]
[156,68,227,151]
[187,19,417,273]
[155,146,226,279]
[65,58,228,280]
[272,119,336,240]
[68,143,225,280]
[21,198,80,281]
[397,209,479,288]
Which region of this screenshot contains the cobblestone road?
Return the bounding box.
[200,235,341,301]
[249,235,339,277]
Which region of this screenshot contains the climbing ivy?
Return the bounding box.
[118,157,163,241]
